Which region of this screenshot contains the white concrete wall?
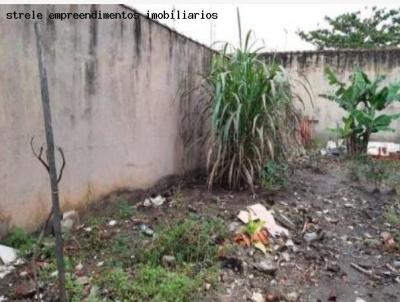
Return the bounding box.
[0,4,212,234]
[263,49,400,142]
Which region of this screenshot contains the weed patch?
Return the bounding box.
[1,227,36,256]
[262,161,290,190]
[96,265,203,302]
[141,217,227,266]
[118,198,135,219]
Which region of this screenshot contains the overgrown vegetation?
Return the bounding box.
[142,216,227,266]
[262,161,290,190]
[298,7,400,49]
[322,67,400,155]
[347,155,400,192]
[93,217,225,302]
[1,227,36,256]
[205,31,304,191]
[97,266,202,302]
[118,198,135,219]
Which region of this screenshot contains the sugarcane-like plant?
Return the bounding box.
[322,67,400,155]
[204,32,303,191]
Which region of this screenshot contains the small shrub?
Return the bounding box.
[66,274,85,302]
[262,161,290,190]
[133,265,199,302]
[1,227,36,255]
[142,217,227,266]
[109,233,135,268]
[118,199,135,219]
[347,156,399,191]
[386,210,400,226]
[97,268,134,301]
[322,67,400,155]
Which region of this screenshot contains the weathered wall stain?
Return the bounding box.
[0,4,213,234]
[85,4,98,96]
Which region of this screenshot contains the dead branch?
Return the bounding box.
[350,262,374,277]
[30,136,49,171]
[56,147,66,184]
[31,137,66,184]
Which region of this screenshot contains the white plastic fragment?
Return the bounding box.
[151,195,165,207]
[238,203,289,237]
[143,195,166,207]
[0,265,15,279]
[0,245,18,265]
[108,220,117,226]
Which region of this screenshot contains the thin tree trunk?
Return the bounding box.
[34,21,67,302]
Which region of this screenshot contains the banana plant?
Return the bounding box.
[322,67,400,155]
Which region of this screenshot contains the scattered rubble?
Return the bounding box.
[1,160,399,301]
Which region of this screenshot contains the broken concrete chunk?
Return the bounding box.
[143,195,166,207]
[303,232,318,242]
[0,245,18,265]
[238,204,289,237]
[380,231,392,242]
[61,210,80,233]
[251,292,264,302]
[254,257,277,275]
[228,222,241,233]
[140,224,154,236]
[287,292,298,301]
[161,255,176,268]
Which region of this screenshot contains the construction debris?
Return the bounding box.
[0,245,18,265]
[61,210,80,233]
[237,204,289,237]
[143,195,166,207]
[140,224,154,236]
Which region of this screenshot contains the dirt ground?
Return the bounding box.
[1,158,399,302]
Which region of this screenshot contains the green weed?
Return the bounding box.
[97,265,203,302]
[66,274,85,302]
[118,198,135,219]
[1,227,36,256]
[262,161,290,190]
[142,217,227,266]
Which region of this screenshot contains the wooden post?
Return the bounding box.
[34,21,67,302]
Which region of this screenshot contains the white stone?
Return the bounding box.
[0,245,18,265]
[251,292,264,302]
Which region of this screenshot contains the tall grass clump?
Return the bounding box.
[205,31,303,191]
